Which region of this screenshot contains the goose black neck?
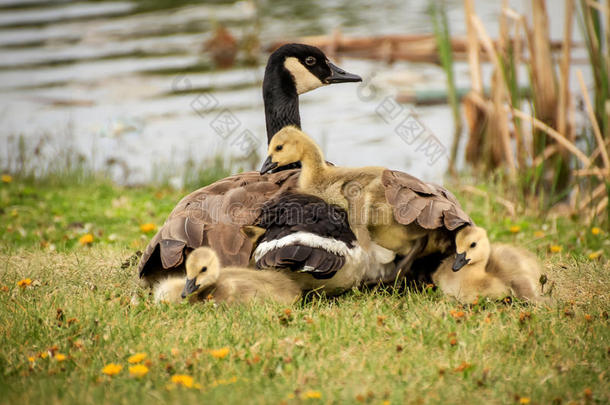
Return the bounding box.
[263,63,301,144]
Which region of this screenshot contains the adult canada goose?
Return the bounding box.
[431,226,546,303]
[260,126,473,278]
[243,193,396,295]
[154,247,301,305]
[138,44,362,287]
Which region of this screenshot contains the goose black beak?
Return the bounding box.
[260,155,278,174]
[181,278,199,299]
[325,62,362,84]
[452,252,470,272]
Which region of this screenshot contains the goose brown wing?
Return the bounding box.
[381,169,472,231]
[138,169,299,280]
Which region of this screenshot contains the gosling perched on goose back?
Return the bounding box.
[260,126,396,250]
[432,226,546,304]
[181,247,301,305]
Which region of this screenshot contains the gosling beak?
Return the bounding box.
[181,278,199,299]
[260,155,278,174]
[452,252,470,272]
[325,62,362,84]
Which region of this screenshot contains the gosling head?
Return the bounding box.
[452,226,490,272]
[260,126,321,174]
[181,247,221,298]
[266,43,362,95]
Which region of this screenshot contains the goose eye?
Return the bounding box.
[305,56,316,66]
[470,242,477,248]
[200,266,207,273]
[275,145,283,151]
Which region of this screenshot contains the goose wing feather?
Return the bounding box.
[138,170,299,280]
[382,169,472,231]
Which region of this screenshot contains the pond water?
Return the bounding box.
[0,0,587,186]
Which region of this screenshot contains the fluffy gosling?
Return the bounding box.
[181,247,301,305]
[432,226,547,304]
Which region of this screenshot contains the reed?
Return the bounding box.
[431,1,462,175]
[461,0,610,227]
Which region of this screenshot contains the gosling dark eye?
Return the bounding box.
[305,56,316,66]
[200,266,207,273]
[275,145,283,151]
[470,242,476,248]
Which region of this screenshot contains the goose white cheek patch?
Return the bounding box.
[284,57,325,94]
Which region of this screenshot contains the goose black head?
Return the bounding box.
[265,43,362,95]
[263,43,362,145]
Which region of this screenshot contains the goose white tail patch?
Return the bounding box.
[284,57,325,94]
[253,231,354,262]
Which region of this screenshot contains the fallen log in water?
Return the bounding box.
[268,33,575,64]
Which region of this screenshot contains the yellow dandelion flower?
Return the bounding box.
[509,225,521,233]
[549,245,562,253]
[591,227,601,235]
[140,223,156,233]
[302,390,322,399]
[17,278,32,287]
[588,250,602,260]
[27,356,35,363]
[54,353,67,362]
[533,231,545,238]
[101,363,123,376]
[79,234,94,245]
[129,364,149,378]
[1,174,12,183]
[209,347,230,359]
[171,374,194,388]
[519,397,531,404]
[39,352,48,359]
[128,353,147,364]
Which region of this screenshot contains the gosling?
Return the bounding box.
[260,126,399,252]
[432,226,547,304]
[155,247,302,305]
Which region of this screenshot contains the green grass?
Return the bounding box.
[0,175,609,404]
